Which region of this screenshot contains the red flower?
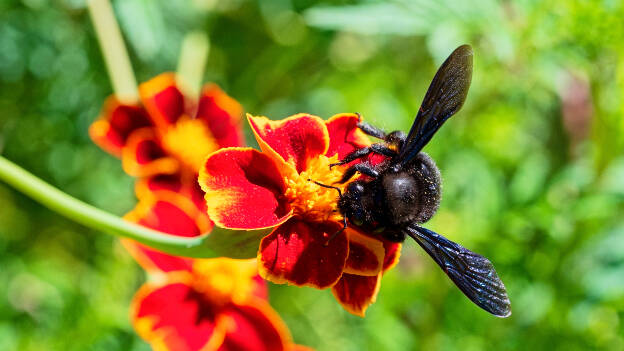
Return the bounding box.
[90,73,244,207]
[91,73,245,271]
[131,258,294,351]
[199,113,401,316]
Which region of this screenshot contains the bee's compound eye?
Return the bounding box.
[347,182,364,194]
[351,208,365,226]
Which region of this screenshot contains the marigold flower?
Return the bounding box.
[89,72,244,206]
[199,113,402,316]
[131,258,296,351]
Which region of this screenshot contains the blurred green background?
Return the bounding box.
[1,0,623,350]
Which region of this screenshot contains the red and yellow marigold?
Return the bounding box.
[90,72,244,207]
[131,257,295,351]
[199,113,402,316]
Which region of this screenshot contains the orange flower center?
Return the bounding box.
[161,117,218,173]
[284,155,346,223]
[189,259,258,307]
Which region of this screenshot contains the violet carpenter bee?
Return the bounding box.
[317,45,511,317]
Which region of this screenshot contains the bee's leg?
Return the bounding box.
[338,163,379,183]
[355,114,406,149]
[330,143,396,168]
[357,121,387,140]
[331,146,371,168]
[324,216,348,247]
[355,113,388,139]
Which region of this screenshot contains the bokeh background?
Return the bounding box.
[1,0,624,350]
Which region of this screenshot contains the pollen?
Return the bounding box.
[161,117,218,173]
[190,259,258,306]
[284,155,346,223]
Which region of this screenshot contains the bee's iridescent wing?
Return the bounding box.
[398,45,473,166]
[404,224,511,317]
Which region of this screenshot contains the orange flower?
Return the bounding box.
[131,258,294,351]
[199,113,401,316]
[90,73,244,207]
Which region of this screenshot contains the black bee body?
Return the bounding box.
[327,45,512,317]
[338,152,441,242]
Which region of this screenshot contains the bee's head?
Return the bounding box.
[338,180,368,227]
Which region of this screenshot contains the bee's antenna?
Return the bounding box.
[307,179,348,245]
[323,216,347,246]
[308,179,342,198]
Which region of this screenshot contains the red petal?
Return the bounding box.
[199,148,291,230]
[136,173,184,197]
[219,299,291,351]
[124,192,211,273]
[343,230,384,276]
[248,114,329,174]
[196,84,244,148]
[122,240,193,273]
[189,179,208,213]
[136,173,207,213]
[325,113,371,159]
[258,219,348,289]
[139,73,186,127]
[130,195,209,237]
[382,241,402,272]
[131,282,226,351]
[331,273,381,317]
[89,97,153,157]
[122,128,179,177]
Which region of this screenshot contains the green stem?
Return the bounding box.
[176,31,210,102]
[0,156,266,259]
[87,0,139,104]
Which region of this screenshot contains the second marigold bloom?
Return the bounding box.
[90,72,246,272]
[131,258,294,351]
[90,73,244,207]
[199,113,402,316]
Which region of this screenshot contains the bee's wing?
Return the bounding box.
[404,224,511,317]
[398,45,473,167]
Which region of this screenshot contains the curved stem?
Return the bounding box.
[0,156,266,259]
